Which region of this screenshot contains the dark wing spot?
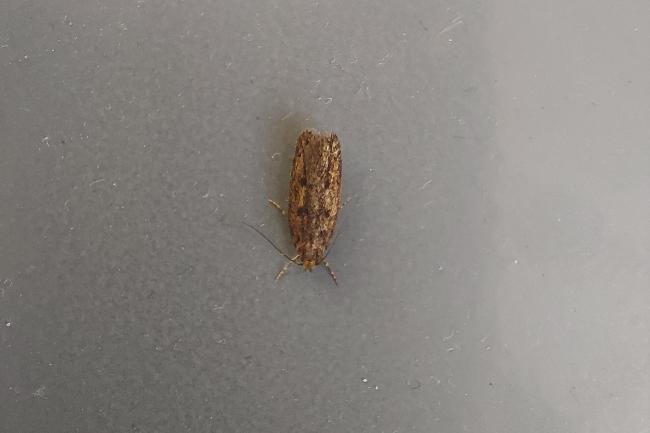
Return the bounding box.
[298,206,308,216]
[300,177,308,186]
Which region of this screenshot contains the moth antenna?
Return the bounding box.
[241,222,301,264]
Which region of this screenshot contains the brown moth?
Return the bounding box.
[268,129,342,284]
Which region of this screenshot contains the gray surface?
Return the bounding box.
[1,0,649,432]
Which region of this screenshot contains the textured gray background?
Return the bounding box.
[1,0,649,432]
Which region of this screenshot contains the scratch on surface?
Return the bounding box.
[453,134,482,141]
[377,53,391,65]
[438,16,463,35]
[419,179,433,190]
[280,112,293,121]
[88,178,105,187]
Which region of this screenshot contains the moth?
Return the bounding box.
[249,129,342,284]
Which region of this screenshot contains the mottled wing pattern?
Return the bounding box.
[288,130,342,269]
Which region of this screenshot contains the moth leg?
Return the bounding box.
[268,199,286,215]
[323,261,339,286]
[276,254,299,281]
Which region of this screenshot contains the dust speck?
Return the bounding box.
[32,386,46,398]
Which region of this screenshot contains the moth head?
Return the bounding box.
[303,259,316,271]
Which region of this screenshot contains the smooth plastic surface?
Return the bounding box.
[1,1,648,431]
